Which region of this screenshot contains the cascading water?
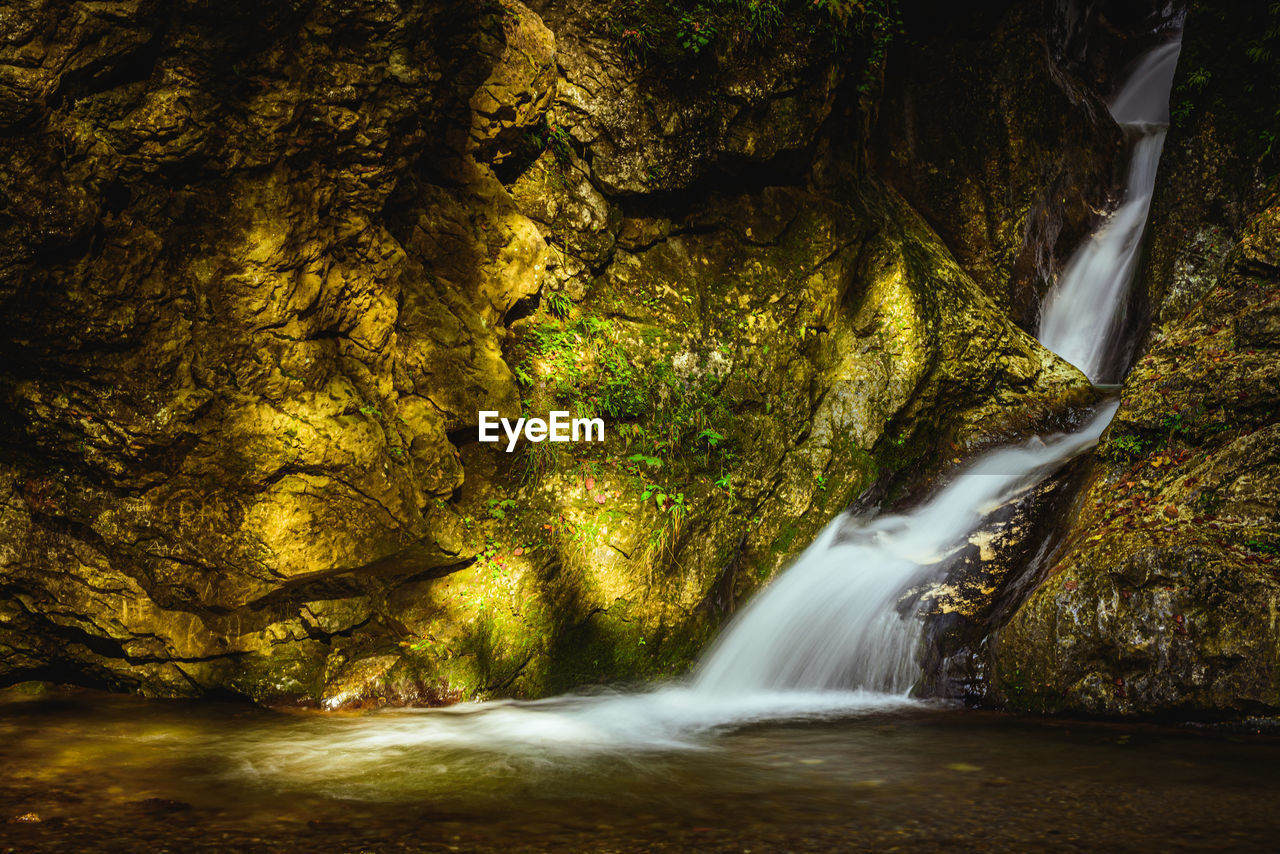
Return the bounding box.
[691,406,1116,696]
[690,33,1181,700]
[1039,40,1182,383]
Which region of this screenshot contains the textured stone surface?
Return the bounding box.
[984,0,1280,717]
[0,0,1099,705]
[871,0,1125,323]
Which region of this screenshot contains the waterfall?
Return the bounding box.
[692,406,1116,695]
[227,33,1184,768]
[1039,40,1182,383]
[691,36,1180,698]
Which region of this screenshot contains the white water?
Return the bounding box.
[235,39,1178,772]
[692,404,1117,696]
[1039,40,1182,382]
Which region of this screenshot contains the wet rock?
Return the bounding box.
[983,1,1280,717]
[871,0,1124,322]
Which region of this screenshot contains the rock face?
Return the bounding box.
[871,0,1125,323]
[0,0,1101,705]
[984,1,1280,717]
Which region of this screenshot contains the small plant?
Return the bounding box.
[697,428,725,463]
[696,428,724,447]
[640,483,666,506]
[715,473,734,498]
[616,422,645,450]
[1186,66,1212,92]
[546,122,573,163]
[487,497,517,520]
[1246,539,1280,556]
[1105,433,1146,460]
[545,290,572,319]
[628,452,663,470]
[676,13,715,53]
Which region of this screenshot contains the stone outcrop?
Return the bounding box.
[871,0,1126,324]
[0,0,1103,705]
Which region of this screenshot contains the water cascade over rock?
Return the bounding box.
[384,32,1185,732]
[1039,40,1182,382]
[689,34,1181,699]
[366,31,1183,738]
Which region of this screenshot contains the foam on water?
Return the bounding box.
[690,403,1118,696]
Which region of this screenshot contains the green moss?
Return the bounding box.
[770,521,800,554]
[601,0,901,69]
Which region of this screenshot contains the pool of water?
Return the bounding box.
[2,685,1278,852]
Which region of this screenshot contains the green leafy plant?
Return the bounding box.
[487,497,518,520]
[714,473,734,498]
[628,452,663,469]
[676,12,715,53]
[545,290,573,319]
[697,428,725,447]
[1104,433,1147,460]
[1246,539,1280,556]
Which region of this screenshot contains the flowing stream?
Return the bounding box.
[690,406,1116,697]
[1039,40,1182,382]
[78,33,1179,769]
[691,33,1183,701]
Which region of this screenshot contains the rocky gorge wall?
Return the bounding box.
[983,0,1280,718]
[0,0,1117,706]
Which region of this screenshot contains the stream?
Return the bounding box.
[5,686,1280,852]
